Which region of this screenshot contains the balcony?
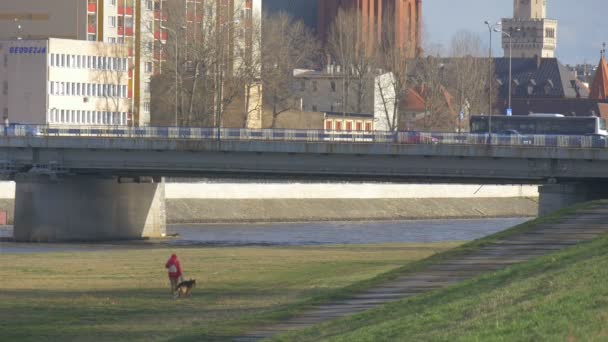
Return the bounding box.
[87,25,96,34]
[118,6,134,16]
[154,11,167,21]
[87,3,97,12]
[154,31,167,41]
[117,27,134,36]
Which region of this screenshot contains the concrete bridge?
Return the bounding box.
[2,128,608,241]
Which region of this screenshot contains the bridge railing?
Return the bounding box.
[0,125,606,149]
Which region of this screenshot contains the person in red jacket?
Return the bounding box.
[165,253,183,294]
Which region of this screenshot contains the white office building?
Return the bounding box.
[0,38,131,126]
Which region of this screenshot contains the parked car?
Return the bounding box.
[397,131,439,145]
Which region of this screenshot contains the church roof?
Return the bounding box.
[589,57,608,100]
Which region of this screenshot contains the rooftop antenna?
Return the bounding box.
[602,42,606,60]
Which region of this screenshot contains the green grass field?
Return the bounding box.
[276,226,608,340]
[0,242,458,341]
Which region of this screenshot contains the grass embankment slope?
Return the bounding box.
[277,203,608,342]
[0,242,457,341]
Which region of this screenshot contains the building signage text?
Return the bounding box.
[9,47,47,54]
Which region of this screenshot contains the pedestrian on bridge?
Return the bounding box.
[165,253,183,295]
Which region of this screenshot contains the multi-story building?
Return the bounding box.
[501,0,557,58]
[153,0,263,128]
[293,67,404,131]
[0,38,130,126]
[0,0,155,126]
[317,0,422,57]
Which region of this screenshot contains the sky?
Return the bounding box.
[423,0,607,65]
[264,0,607,66]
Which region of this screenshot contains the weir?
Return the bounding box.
[13,174,166,242]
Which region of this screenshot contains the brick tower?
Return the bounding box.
[317,0,422,57]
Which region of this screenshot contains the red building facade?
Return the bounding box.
[317,0,422,57]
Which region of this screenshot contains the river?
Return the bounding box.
[0,217,530,254]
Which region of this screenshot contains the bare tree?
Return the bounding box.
[94,42,130,125]
[326,8,378,115]
[446,30,494,131]
[413,55,455,131]
[262,13,319,128]
[151,1,268,128]
[373,11,416,132]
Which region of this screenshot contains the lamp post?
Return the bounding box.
[495,27,519,115]
[160,25,185,127]
[215,20,239,142]
[484,20,500,135]
[14,18,23,40]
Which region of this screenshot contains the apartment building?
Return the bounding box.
[0,38,130,125]
[152,0,263,128]
[0,0,155,126]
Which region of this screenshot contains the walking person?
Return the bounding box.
[165,253,183,296]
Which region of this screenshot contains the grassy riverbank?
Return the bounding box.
[0,242,458,341]
[275,203,608,341]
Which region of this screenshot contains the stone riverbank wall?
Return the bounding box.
[0,182,539,224]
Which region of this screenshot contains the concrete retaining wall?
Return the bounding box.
[0,182,539,224]
[167,197,538,223]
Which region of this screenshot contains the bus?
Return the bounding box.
[470,115,608,136]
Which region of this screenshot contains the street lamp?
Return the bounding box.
[160,25,186,127]
[494,27,520,115]
[14,18,23,40]
[484,20,500,135]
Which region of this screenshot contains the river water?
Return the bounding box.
[0,217,530,254]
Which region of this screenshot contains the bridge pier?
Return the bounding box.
[13,175,166,242]
[538,183,608,216]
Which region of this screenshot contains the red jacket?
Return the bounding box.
[165,254,182,279]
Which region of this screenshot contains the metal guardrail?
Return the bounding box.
[0,125,607,149]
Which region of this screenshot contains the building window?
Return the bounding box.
[312,80,318,92]
[312,105,318,112]
[365,122,372,131]
[110,0,116,5]
[146,0,153,10]
[144,102,150,113]
[108,37,116,44]
[346,121,352,131]
[356,122,362,131]
[145,62,153,73]
[2,108,7,119]
[108,16,116,28]
[145,82,151,93]
[3,81,8,95]
[300,80,305,91]
[335,121,342,131]
[325,120,332,130]
[330,81,336,92]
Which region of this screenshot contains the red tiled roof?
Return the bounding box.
[403,85,457,115]
[589,57,608,100]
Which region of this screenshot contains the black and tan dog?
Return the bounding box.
[175,279,196,298]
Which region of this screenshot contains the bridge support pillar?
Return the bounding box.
[13,175,166,242]
[538,184,608,216]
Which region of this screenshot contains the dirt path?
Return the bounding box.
[235,203,608,341]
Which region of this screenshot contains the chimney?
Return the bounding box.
[535,54,542,69]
